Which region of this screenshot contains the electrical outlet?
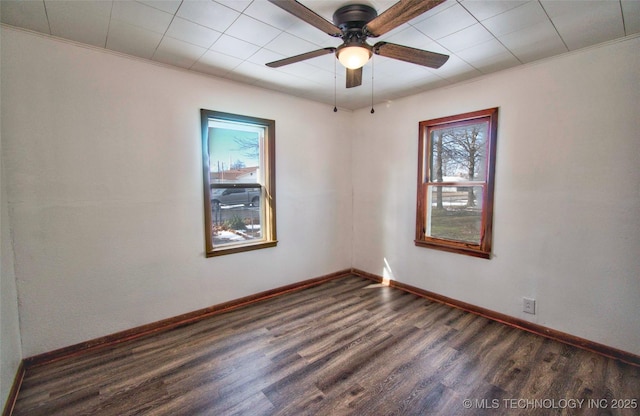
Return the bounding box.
[523,297,536,314]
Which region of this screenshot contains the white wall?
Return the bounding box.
[1,27,353,357]
[1,30,23,409]
[352,35,640,355]
[2,25,639,366]
[1,153,22,412]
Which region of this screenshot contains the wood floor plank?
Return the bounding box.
[12,275,640,415]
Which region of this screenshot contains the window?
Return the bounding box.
[201,110,277,256]
[416,108,498,259]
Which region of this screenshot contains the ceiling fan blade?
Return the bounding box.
[364,0,446,37]
[268,0,342,37]
[373,42,449,68]
[266,47,336,68]
[346,67,363,88]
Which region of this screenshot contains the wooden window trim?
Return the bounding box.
[201,110,277,257]
[415,108,498,259]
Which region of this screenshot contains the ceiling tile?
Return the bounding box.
[369,54,409,74]
[165,17,221,48]
[622,0,640,35]
[499,21,568,63]
[0,0,50,33]
[483,1,548,37]
[106,20,163,59]
[456,38,513,62]
[541,0,625,50]
[224,14,282,47]
[210,34,261,60]
[404,0,457,25]
[243,1,299,31]
[137,0,182,15]
[376,73,449,101]
[111,1,173,34]
[434,55,483,82]
[191,50,243,76]
[381,26,449,53]
[245,1,338,46]
[269,59,334,85]
[2,0,635,111]
[367,1,397,15]
[249,48,334,81]
[457,40,521,73]
[248,48,288,66]
[264,32,320,57]
[372,53,445,80]
[474,52,521,73]
[227,60,291,87]
[45,0,112,48]
[152,36,206,68]
[376,61,440,84]
[460,0,529,21]
[214,0,252,13]
[438,23,495,52]
[177,0,240,32]
[254,75,321,96]
[286,21,341,47]
[412,3,477,40]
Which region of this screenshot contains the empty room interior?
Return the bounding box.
[1,0,639,414]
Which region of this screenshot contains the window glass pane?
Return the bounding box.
[211,187,263,246]
[202,109,276,256]
[429,121,488,183]
[209,122,262,184]
[427,185,483,244]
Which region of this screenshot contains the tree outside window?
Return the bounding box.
[416,108,498,259]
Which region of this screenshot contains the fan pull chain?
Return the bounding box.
[333,58,338,112]
[370,55,375,114]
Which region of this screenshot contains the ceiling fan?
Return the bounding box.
[266,0,450,88]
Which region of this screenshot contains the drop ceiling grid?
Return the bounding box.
[1,0,638,110]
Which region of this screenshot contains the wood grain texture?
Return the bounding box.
[373,42,449,69]
[352,268,640,366]
[12,275,640,415]
[364,0,446,37]
[24,269,351,369]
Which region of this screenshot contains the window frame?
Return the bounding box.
[201,109,277,257]
[415,107,498,259]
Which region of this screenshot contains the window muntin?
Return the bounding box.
[201,110,276,256]
[416,108,498,258]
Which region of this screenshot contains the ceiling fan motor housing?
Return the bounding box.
[333,4,378,33]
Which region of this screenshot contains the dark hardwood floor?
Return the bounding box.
[12,275,640,415]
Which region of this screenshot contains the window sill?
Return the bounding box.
[207,240,278,257]
[414,239,491,259]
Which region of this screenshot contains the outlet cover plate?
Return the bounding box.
[523,297,536,314]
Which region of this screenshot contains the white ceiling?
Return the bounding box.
[2,0,639,110]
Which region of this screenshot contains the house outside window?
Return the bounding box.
[415,108,498,259]
[201,110,277,257]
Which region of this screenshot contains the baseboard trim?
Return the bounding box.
[23,269,352,369]
[16,266,640,387]
[351,268,640,367]
[2,361,24,416]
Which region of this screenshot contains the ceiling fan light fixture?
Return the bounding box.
[337,45,372,69]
